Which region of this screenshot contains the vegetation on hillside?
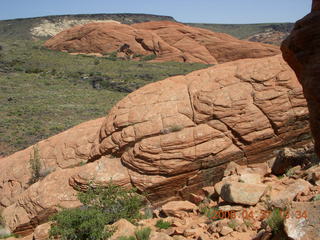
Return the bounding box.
[187,22,293,39]
[49,183,145,240]
[0,38,209,156]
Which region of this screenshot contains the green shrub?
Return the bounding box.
[199,205,219,221]
[94,59,100,65]
[155,219,171,229]
[117,236,136,240]
[50,183,145,240]
[266,208,284,234]
[168,125,183,132]
[227,219,238,230]
[313,194,320,201]
[78,184,144,223]
[29,145,42,184]
[50,207,114,240]
[243,219,253,229]
[135,227,151,240]
[141,54,157,61]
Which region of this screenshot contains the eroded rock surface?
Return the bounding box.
[281,0,320,158]
[0,118,104,210]
[0,55,311,234]
[44,21,280,64]
[1,157,130,235]
[91,54,310,202]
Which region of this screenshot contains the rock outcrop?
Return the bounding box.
[0,55,311,234]
[90,54,310,203]
[44,21,280,64]
[0,118,104,210]
[281,0,320,158]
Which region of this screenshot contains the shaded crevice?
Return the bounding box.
[252,101,280,137]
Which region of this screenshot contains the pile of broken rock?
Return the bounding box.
[11,146,319,240]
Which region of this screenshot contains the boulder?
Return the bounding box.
[281,0,320,158]
[220,182,267,205]
[45,21,280,64]
[33,222,51,240]
[271,179,311,208]
[161,201,198,218]
[284,201,320,240]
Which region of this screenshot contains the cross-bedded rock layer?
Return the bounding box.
[0,55,311,234]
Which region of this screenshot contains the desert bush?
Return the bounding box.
[135,227,151,240]
[29,145,42,184]
[94,59,100,65]
[266,208,284,234]
[117,236,136,240]
[227,219,238,230]
[50,183,145,240]
[141,54,156,61]
[313,194,320,201]
[78,184,144,223]
[28,145,53,184]
[50,207,114,240]
[155,219,171,229]
[199,205,219,221]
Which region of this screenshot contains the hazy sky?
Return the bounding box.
[0,0,312,23]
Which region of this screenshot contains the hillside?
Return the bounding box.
[0,13,293,45]
[0,13,176,40]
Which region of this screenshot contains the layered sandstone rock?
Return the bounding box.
[0,118,103,210]
[2,157,131,235]
[90,54,310,203]
[0,55,311,234]
[281,0,320,157]
[44,21,280,64]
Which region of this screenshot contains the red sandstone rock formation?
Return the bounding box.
[44,21,280,64]
[0,55,310,234]
[0,118,103,210]
[281,0,320,158]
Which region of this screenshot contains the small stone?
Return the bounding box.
[33,222,52,240]
[218,205,243,212]
[210,233,220,239]
[189,193,204,205]
[150,231,173,240]
[160,228,175,236]
[220,226,233,236]
[161,201,198,218]
[202,186,215,197]
[224,161,241,176]
[183,229,197,237]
